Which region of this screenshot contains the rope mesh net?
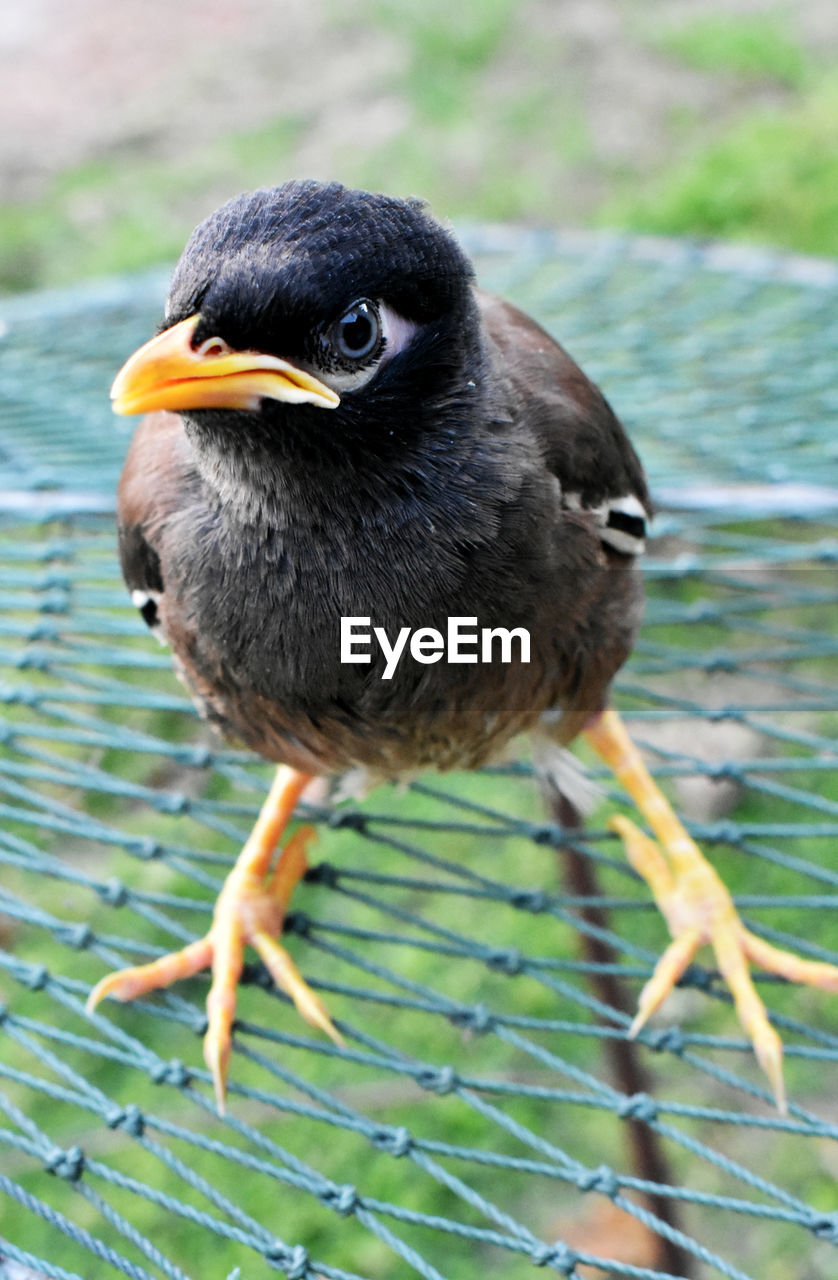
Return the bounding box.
[0,229,837,1280]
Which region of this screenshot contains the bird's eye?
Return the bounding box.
[330,300,381,363]
[315,300,416,394]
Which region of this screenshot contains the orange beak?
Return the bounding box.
[110,314,340,416]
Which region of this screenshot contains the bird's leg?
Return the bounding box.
[86,764,342,1112]
[584,708,838,1110]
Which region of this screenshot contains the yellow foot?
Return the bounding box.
[613,815,838,1110]
[584,708,838,1111]
[86,767,342,1112]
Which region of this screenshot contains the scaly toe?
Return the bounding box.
[85,936,213,1014]
[253,928,344,1045]
[204,1025,233,1115]
[752,1021,786,1114]
[628,925,703,1038]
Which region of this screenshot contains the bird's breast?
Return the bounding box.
[156,448,635,777]
[158,496,561,772]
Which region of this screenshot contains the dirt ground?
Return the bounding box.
[0,0,396,198]
[2,0,836,212]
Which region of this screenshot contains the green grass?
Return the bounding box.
[3,4,837,296]
[346,0,592,224]
[0,113,308,294]
[652,11,811,88]
[602,76,838,256]
[372,0,516,124]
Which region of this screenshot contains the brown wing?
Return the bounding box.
[116,411,197,635]
[476,290,650,740]
[478,289,651,554]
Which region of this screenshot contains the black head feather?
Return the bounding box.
[162,181,486,491]
[166,180,475,359]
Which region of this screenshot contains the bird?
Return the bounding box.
[86,179,838,1113]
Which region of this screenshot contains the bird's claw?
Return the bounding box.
[87,825,342,1113]
[612,813,838,1112]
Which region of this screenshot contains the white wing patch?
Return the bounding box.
[131,589,167,644]
[564,491,647,555]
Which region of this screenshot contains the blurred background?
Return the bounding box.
[2,0,837,296]
[2,6,838,1279]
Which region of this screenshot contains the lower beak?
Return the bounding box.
[111,314,340,415]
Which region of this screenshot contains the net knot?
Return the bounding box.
[706,654,736,674]
[708,820,741,845]
[617,1093,658,1123]
[417,1065,457,1095]
[105,1104,145,1137]
[46,1144,84,1181]
[61,923,93,950]
[327,809,367,833]
[510,888,547,913]
[266,1243,309,1278]
[131,836,162,861]
[304,860,339,888]
[99,877,129,907]
[487,947,523,975]
[151,1058,190,1088]
[708,705,740,724]
[681,963,713,992]
[29,623,60,641]
[449,1003,493,1033]
[708,761,742,782]
[530,1241,577,1272]
[16,650,49,671]
[651,1027,686,1055]
[41,591,70,615]
[23,963,48,990]
[529,823,561,846]
[370,1125,412,1157]
[686,600,716,623]
[322,1183,358,1217]
[158,792,190,815]
[808,1212,838,1242]
[576,1164,619,1198]
[283,910,311,938]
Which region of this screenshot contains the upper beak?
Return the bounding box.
[110,314,340,416]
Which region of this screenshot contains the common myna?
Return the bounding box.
[87,180,838,1111]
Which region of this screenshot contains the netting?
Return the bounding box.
[0,229,837,1280]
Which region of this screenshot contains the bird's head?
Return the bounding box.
[111,181,480,468]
